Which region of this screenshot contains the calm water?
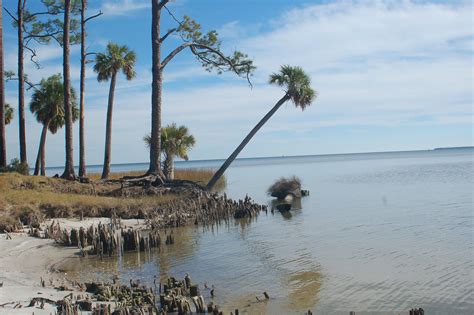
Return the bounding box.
[65,149,474,314]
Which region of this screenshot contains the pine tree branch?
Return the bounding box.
[163,5,182,27]
[24,30,62,40]
[158,0,170,10]
[84,11,103,23]
[3,7,18,23]
[23,45,40,69]
[161,42,192,68]
[160,28,177,43]
[161,42,253,86]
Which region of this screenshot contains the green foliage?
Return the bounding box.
[94,42,137,82]
[29,74,79,134]
[4,104,14,125]
[4,71,15,80]
[13,0,81,48]
[144,123,196,161]
[0,158,29,175]
[269,65,317,110]
[175,15,255,78]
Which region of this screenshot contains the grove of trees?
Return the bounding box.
[0,1,316,190]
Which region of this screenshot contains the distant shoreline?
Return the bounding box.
[42,146,474,171]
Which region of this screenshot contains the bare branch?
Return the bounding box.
[5,75,39,92]
[163,5,182,26]
[3,7,18,23]
[25,80,40,91]
[84,11,103,23]
[160,28,177,43]
[23,45,40,69]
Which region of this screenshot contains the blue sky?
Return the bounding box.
[2,0,473,166]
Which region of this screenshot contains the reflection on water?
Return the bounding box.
[64,150,474,314]
[285,270,322,311]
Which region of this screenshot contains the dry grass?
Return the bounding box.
[88,168,226,190]
[0,173,177,231]
[0,168,226,232]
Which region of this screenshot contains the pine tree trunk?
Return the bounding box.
[78,0,87,177]
[206,94,290,190]
[0,0,6,168]
[34,122,49,176]
[18,0,27,167]
[101,73,116,179]
[148,0,163,176]
[61,0,75,180]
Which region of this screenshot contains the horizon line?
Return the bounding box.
[42,146,474,170]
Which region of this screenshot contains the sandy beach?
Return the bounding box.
[0,218,146,314]
[0,232,80,314]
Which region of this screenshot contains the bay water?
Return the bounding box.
[64,149,473,314]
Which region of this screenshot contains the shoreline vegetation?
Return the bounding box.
[0,169,226,233]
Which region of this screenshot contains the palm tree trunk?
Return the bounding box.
[18,0,27,167]
[163,153,173,180]
[61,0,75,180]
[169,156,174,180]
[0,0,6,168]
[206,93,290,190]
[101,73,116,179]
[34,121,49,176]
[148,0,163,176]
[78,0,87,177]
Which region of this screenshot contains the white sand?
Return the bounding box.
[0,217,147,314]
[0,232,80,314]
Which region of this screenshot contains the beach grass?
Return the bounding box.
[0,169,226,232]
[0,173,176,231]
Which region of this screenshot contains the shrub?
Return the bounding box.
[0,158,29,175]
[267,176,302,199]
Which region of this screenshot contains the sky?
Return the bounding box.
[2,0,473,167]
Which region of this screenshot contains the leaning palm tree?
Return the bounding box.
[206,65,317,190]
[5,104,13,125]
[94,42,136,179]
[144,123,196,180]
[30,74,78,176]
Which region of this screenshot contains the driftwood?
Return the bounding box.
[28,297,57,308]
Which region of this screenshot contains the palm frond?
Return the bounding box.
[269,65,317,110]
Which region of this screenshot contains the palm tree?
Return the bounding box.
[30,74,78,176]
[144,123,196,180]
[5,104,14,125]
[206,65,317,190]
[94,42,136,179]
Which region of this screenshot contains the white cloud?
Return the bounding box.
[100,0,150,16]
[218,21,248,39]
